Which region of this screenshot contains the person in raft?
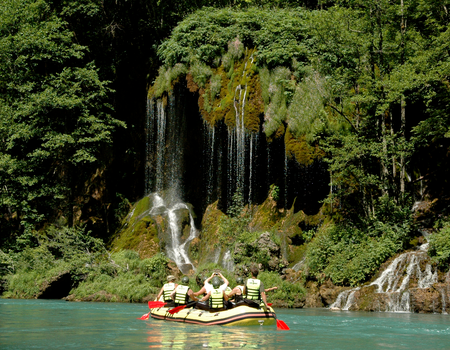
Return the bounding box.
[170,276,198,307]
[227,276,245,303]
[198,276,229,312]
[156,275,177,303]
[243,266,269,309]
[193,271,229,297]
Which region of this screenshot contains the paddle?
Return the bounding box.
[168,304,187,314]
[264,303,289,330]
[276,318,290,330]
[168,301,197,315]
[137,312,150,320]
[148,301,167,309]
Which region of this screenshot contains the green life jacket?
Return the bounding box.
[163,282,175,302]
[246,278,261,300]
[209,288,224,309]
[174,285,189,305]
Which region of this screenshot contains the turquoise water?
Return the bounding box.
[1,299,449,349]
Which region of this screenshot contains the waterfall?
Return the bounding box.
[226,53,256,206]
[330,244,438,312]
[150,194,197,273]
[146,93,198,274]
[204,121,215,204]
[222,249,235,271]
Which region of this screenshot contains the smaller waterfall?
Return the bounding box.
[330,244,438,312]
[221,249,235,271]
[149,193,197,274]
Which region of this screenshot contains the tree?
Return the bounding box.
[0,0,124,246]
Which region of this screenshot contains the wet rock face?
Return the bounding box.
[410,284,449,314]
[233,232,288,273]
[319,280,351,307]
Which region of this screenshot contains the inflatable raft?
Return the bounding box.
[150,304,276,326]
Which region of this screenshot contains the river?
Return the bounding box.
[1,299,449,349]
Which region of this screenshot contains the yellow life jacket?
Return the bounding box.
[163,282,175,301]
[209,288,224,309]
[174,285,189,305]
[225,286,232,295]
[246,278,261,300]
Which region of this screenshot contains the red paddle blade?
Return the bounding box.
[168,305,187,314]
[148,301,166,309]
[268,303,273,306]
[137,312,150,320]
[276,319,290,330]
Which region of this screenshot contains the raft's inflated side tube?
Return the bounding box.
[150,304,276,326]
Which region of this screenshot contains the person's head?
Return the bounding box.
[250,266,259,278]
[167,275,176,282]
[236,276,244,285]
[181,276,189,285]
[211,276,221,289]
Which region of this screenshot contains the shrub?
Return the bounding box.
[305,210,412,286]
[428,221,450,270]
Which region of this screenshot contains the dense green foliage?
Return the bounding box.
[2,225,107,298]
[306,197,414,285]
[1,226,171,301]
[0,0,124,245]
[428,220,450,271]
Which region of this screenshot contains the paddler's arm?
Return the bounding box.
[200,291,211,302]
[193,286,206,297]
[223,291,229,301]
[261,291,268,309]
[156,286,164,300]
[169,287,177,300]
[265,286,278,292]
[226,287,236,298]
[218,272,229,286]
[188,289,198,302]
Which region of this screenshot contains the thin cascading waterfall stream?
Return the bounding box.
[248,133,255,204]
[155,99,166,192]
[149,194,197,274]
[146,93,198,274]
[226,53,255,206]
[284,150,288,209]
[145,99,155,194]
[204,122,215,204]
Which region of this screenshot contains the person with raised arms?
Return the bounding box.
[199,276,229,312]
[227,276,245,303]
[193,271,229,297]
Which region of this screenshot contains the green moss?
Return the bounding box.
[285,128,324,166]
[110,197,160,259]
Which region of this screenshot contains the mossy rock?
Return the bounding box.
[196,201,226,265]
[110,196,160,259]
[249,192,282,232]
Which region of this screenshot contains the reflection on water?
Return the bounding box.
[147,324,270,349]
[1,299,450,350]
